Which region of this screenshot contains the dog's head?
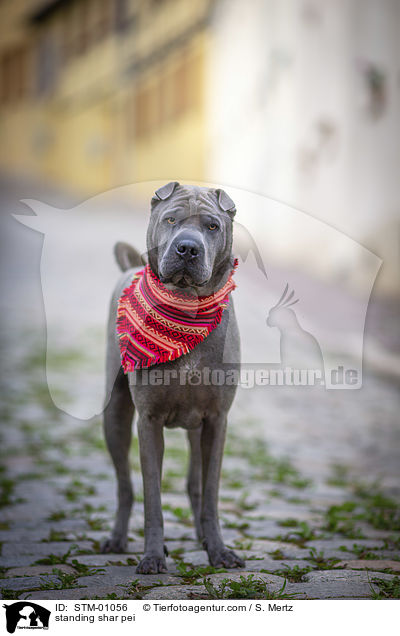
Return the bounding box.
[147,182,236,292]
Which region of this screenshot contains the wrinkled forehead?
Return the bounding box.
[155,186,222,217]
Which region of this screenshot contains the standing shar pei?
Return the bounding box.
[102,182,245,574]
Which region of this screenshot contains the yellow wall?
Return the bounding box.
[123,32,208,186]
[0,44,118,193]
[0,0,211,196]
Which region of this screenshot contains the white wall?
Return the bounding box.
[206,0,399,295]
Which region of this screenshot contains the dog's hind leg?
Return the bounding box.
[187,428,203,542]
[101,367,135,553]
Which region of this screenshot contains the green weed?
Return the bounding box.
[224,433,312,490]
[0,477,16,508]
[203,574,295,600]
[176,561,227,583]
[34,545,77,565]
[308,548,339,570]
[62,479,96,502]
[86,517,108,531]
[355,488,400,532]
[70,560,105,576]
[269,549,285,560]
[47,510,67,522]
[272,564,312,582]
[40,568,79,590]
[162,504,192,525]
[0,589,20,599]
[278,521,317,546]
[326,464,350,488]
[42,529,69,542]
[348,544,380,560]
[233,538,253,551]
[279,518,300,528]
[223,520,250,532]
[369,575,400,599]
[323,502,365,539]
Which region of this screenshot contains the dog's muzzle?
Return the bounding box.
[159,230,209,286]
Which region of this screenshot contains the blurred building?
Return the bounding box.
[206,0,399,295]
[0,0,213,192]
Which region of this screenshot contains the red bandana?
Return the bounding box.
[117,260,238,372]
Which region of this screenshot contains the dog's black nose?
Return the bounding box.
[175,239,199,259]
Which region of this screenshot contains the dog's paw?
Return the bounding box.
[208,548,245,569]
[101,536,128,554]
[136,555,167,574]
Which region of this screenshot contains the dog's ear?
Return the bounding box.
[153,181,180,202]
[215,188,236,218]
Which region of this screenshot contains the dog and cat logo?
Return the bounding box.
[3,602,51,633]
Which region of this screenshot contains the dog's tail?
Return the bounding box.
[114,242,145,271]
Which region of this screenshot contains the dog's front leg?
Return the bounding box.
[136,415,167,574]
[187,428,203,542]
[201,415,245,569]
[101,368,134,554]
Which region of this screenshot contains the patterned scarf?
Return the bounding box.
[117,260,238,372]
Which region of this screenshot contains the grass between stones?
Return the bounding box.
[224,433,312,490]
[202,575,295,600]
[369,575,400,599]
[307,549,340,569]
[267,565,312,583]
[276,521,318,546]
[175,562,228,583]
[322,492,400,537]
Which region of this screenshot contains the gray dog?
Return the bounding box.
[101,181,245,574]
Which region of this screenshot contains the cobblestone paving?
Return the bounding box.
[0,335,399,601]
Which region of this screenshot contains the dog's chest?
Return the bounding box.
[131,366,224,429]
[128,306,239,428]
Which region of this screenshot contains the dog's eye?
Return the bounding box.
[166,217,176,225]
[208,223,218,231]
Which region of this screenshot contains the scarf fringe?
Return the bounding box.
[116,263,236,372]
[118,306,225,372]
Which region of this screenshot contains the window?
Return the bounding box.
[131,46,204,140]
[134,83,154,139]
[115,0,131,33]
[0,46,28,104]
[75,2,91,55]
[36,34,58,96]
[95,0,114,41]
